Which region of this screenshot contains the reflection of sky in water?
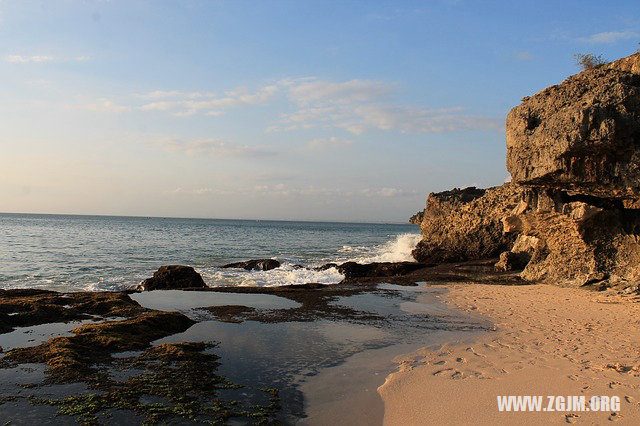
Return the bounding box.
[0,320,95,351]
[0,285,493,424]
[130,289,299,315]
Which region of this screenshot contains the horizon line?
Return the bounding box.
[0,210,416,226]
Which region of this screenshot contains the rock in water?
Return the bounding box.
[411,185,522,263]
[337,261,428,279]
[135,265,208,291]
[221,259,281,271]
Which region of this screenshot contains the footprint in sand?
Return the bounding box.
[433,368,454,376]
[608,412,622,422]
[624,395,636,404]
[450,371,464,379]
[564,413,579,423]
[434,360,447,365]
[456,357,467,363]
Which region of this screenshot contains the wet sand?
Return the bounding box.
[379,284,640,425]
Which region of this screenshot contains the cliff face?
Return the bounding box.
[413,52,640,287]
[506,57,640,199]
[411,185,521,263]
[502,52,640,286]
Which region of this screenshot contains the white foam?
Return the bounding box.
[202,264,345,287]
[202,232,422,287]
[344,233,422,263]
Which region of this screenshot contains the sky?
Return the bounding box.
[1,0,639,222]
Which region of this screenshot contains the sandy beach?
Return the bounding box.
[379,284,640,425]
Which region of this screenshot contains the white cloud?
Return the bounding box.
[361,187,418,198]
[154,138,276,158]
[282,78,393,106]
[6,55,54,63]
[81,98,131,113]
[578,31,639,44]
[308,137,354,150]
[138,84,278,116]
[5,54,91,64]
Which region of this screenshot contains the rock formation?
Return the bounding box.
[413,52,640,287]
[411,185,521,263]
[409,209,425,225]
[221,259,281,271]
[501,52,640,286]
[135,265,208,291]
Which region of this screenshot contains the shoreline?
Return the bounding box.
[378,283,640,425]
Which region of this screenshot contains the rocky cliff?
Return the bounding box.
[413,52,640,287]
[411,185,521,263]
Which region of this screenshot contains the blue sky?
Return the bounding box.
[1,0,639,222]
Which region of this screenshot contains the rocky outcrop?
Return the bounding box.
[409,209,425,224]
[412,52,640,287]
[506,53,640,199]
[135,265,208,291]
[498,51,640,286]
[411,185,522,263]
[221,259,281,271]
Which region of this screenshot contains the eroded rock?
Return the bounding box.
[506,53,640,199]
[135,265,207,291]
[412,185,522,263]
[221,259,281,271]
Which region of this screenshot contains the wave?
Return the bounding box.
[339,233,422,263]
[204,232,422,287]
[201,264,345,287]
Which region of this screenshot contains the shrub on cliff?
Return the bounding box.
[573,53,607,70]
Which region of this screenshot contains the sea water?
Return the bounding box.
[0,213,420,291]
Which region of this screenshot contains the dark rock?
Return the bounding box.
[337,261,427,279]
[221,259,281,271]
[135,265,207,291]
[313,263,338,271]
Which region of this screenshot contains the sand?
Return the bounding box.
[378,284,640,425]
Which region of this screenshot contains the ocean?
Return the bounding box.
[0,213,421,292]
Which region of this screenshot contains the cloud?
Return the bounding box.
[81,77,501,134]
[81,98,132,113]
[278,102,501,135]
[578,31,639,44]
[5,54,91,64]
[169,187,233,196]
[138,85,279,116]
[307,137,354,150]
[154,138,277,158]
[282,78,393,106]
[6,55,54,63]
[361,187,418,198]
[274,77,502,134]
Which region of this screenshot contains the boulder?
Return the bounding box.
[135,265,207,291]
[221,259,281,271]
[506,54,640,200]
[411,185,522,263]
[337,261,428,279]
[313,263,338,271]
